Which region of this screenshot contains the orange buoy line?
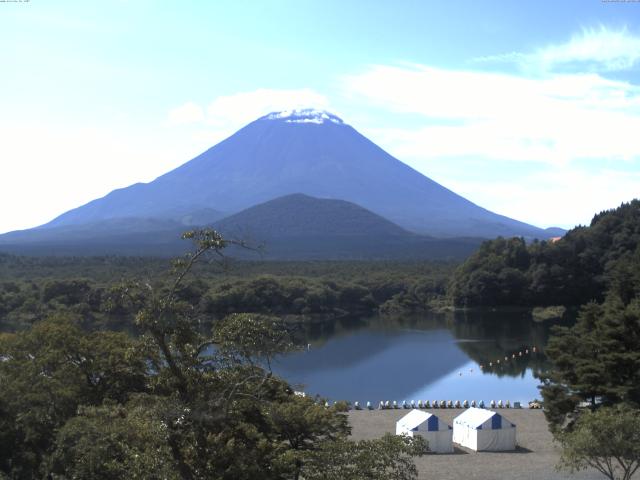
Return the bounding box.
[479,346,538,370]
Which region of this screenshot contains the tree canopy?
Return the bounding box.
[449,200,640,307]
[557,406,640,480]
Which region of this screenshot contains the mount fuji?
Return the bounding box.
[0,109,560,257]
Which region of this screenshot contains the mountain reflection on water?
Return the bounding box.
[272,310,566,404]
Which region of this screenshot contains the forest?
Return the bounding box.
[0,255,454,333]
[449,200,640,308]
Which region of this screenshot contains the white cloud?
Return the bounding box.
[167,88,330,133]
[205,88,329,126]
[535,26,640,72]
[167,101,205,125]
[343,64,640,165]
[476,26,640,72]
[446,168,640,229]
[342,53,640,228]
[165,88,331,146]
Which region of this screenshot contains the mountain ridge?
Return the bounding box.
[39,109,557,239]
[0,194,483,259]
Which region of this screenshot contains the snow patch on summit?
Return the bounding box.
[264,109,345,125]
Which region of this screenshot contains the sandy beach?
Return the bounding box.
[348,408,614,480]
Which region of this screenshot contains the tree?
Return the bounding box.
[0,315,148,479]
[557,406,640,480]
[299,433,427,480]
[267,395,351,480]
[49,399,178,480]
[540,296,640,431]
[213,312,295,370]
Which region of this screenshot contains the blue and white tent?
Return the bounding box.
[452,407,516,451]
[395,409,453,453]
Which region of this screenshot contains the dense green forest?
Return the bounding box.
[449,200,640,308]
[0,255,454,332]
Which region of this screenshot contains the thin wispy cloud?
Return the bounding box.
[167,101,206,125]
[475,26,640,73]
[165,88,331,149]
[167,88,330,137]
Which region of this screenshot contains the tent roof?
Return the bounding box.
[454,408,500,429]
[397,409,432,430]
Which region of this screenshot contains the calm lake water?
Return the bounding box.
[272,311,565,406]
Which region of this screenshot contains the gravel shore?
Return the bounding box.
[348,409,613,480]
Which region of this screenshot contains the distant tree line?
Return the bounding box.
[0,257,454,332]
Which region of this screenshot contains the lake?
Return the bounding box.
[272,310,564,406]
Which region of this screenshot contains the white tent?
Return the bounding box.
[452,407,516,451]
[396,409,453,453]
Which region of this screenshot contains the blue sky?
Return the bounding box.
[1,0,640,233]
